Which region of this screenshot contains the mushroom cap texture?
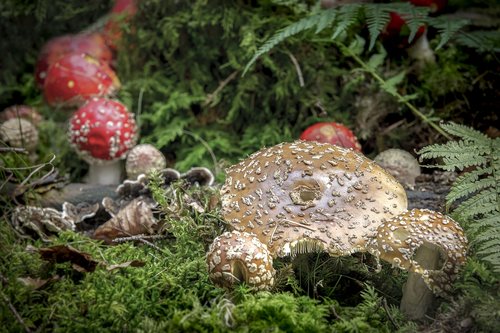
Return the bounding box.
[43,53,120,107]
[1,105,43,126]
[0,118,39,151]
[299,122,362,152]
[374,148,421,186]
[125,143,167,179]
[221,140,408,257]
[35,33,112,88]
[69,98,137,163]
[368,208,467,295]
[206,230,275,290]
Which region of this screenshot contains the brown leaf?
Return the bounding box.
[37,245,99,272]
[106,260,146,271]
[17,275,60,290]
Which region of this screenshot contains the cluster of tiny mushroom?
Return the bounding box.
[207,140,467,298]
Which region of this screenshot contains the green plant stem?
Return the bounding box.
[337,42,452,140]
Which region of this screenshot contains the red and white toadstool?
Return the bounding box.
[43,53,120,107]
[299,122,362,152]
[68,97,137,185]
[35,33,113,88]
[103,0,138,50]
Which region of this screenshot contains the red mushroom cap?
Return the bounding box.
[384,12,426,47]
[43,53,120,107]
[35,33,113,88]
[68,98,137,163]
[299,122,362,152]
[103,0,138,50]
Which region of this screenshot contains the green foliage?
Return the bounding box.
[244,2,467,74]
[418,123,500,273]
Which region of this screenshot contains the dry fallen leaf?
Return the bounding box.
[17,275,60,290]
[106,260,145,271]
[37,245,99,272]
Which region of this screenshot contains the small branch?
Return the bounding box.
[204,71,239,107]
[382,298,399,330]
[182,130,220,177]
[112,234,171,255]
[0,147,28,154]
[0,273,32,333]
[286,51,305,87]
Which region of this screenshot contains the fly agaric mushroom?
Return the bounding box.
[299,122,362,152]
[125,143,167,180]
[374,148,421,188]
[0,105,43,127]
[209,140,407,289]
[35,33,112,88]
[0,118,39,152]
[206,231,275,290]
[68,97,137,185]
[368,208,467,319]
[43,53,120,107]
[103,0,138,50]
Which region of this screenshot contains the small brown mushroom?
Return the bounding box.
[368,208,468,319]
[206,230,275,290]
[0,105,43,127]
[0,118,39,152]
[374,148,421,188]
[181,167,215,187]
[125,144,167,180]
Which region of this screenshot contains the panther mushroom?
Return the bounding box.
[207,140,467,318]
[207,140,408,289]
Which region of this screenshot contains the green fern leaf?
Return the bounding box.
[315,8,337,34]
[429,17,469,50]
[243,13,320,75]
[440,122,491,143]
[331,4,362,40]
[455,30,500,53]
[365,4,391,50]
[453,188,497,219]
[447,176,496,205]
[380,71,406,98]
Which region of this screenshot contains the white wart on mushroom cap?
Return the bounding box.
[221,140,408,257]
[206,230,275,290]
[368,208,467,294]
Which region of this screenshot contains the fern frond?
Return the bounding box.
[447,175,496,205]
[455,30,500,53]
[467,214,499,234]
[453,188,497,220]
[365,5,391,50]
[440,122,491,143]
[243,10,328,75]
[397,5,430,43]
[418,141,489,171]
[428,17,469,50]
[331,4,362,39]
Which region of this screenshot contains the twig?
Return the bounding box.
[0,273,32,333]
[0,147,28,154]
[204,71,239,106]
[112,234,171,255]
[286,51,305,87]
[382,298,399,330]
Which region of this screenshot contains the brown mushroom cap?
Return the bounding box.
[374,148,421,187]
[368,208,467,294]
[0,118,39,151]
[206,230,275,290]
[221,140,408,257]
[125,143,167,180]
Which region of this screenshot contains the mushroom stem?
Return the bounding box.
[400,242,441,320]
[407,33,435,64]
[86,161,123,185]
